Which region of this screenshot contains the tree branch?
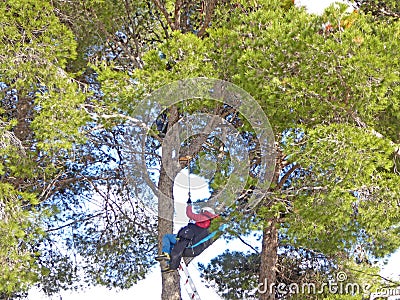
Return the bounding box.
[237,235,260,254]
[152,0,176,30]
[197,0,217,37]
[277,164,300,190]
[347,265,400,285]
[46,212,104,232]
[173,0,182,30]
[82,108,163,143]
[351,111,400,159]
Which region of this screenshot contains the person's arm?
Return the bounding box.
[186,205,209,222]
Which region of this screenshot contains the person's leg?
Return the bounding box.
[169,238,190,270]
[156,234,177,262]
[169,225,195,270]
[162,234,177,254]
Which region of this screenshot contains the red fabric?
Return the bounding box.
[186,205,218,228]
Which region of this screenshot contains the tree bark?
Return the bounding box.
[259,218,279,300]
[158,105,181,300]
[259,146,283,300]
[158,160,182,300]
[14,92,32,143]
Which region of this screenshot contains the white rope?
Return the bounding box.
[184,100,191,201]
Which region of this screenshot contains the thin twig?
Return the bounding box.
[46,212,104,232]
[237,235,260,254]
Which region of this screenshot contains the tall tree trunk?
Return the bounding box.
[259,147,282,300]
[158,164,181,300]
[156,96,221,298]
[259,218,278,300]
[158,105,181,300]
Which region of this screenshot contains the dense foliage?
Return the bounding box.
[0,0,399,299]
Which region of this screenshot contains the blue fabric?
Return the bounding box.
[187,231,217,249]
[186,224,228,249]
[162,234,177,254]
[162,224,227,254]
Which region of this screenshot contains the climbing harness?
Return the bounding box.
[186,224,227,249]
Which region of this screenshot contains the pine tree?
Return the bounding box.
[1,1,398,299]
[0,0,87,296]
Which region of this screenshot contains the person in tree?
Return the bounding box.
[156,198,219,272]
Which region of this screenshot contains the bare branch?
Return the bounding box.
[277,164,300,190]
[46,212,104,232]
[237,235,260,254]
[347,265,400,285]
[197,0,217,37]
[174,0,182,30]
[152,0,176,30]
